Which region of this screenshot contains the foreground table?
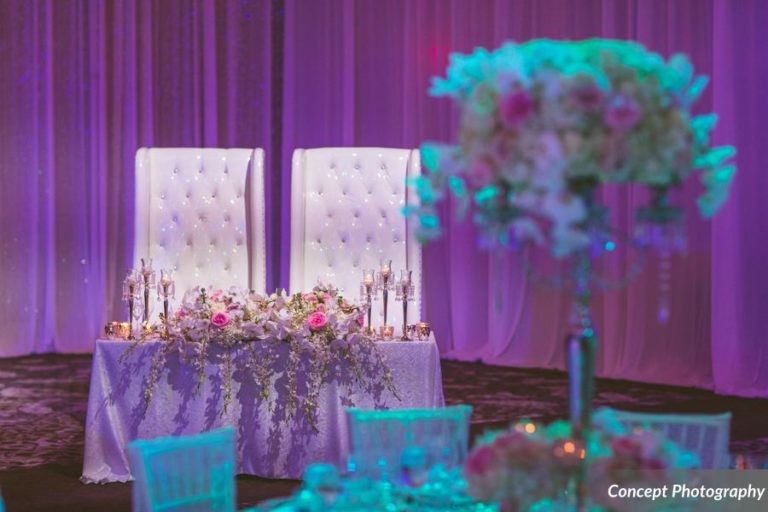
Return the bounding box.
[82,337,444,483]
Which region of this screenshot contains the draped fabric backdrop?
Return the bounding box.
[1,0,766,397]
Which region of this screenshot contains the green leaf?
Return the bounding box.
[448,175,467,198]
[420,214,440,229]
[474,185,498,204]
[688,75,709,104]
[691,113,718,133]
[693,146,736,169]
[419,143,442,172]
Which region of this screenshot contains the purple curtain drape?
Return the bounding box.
[0,0,274,354]
[1,0,765,397]
[711,0,768,397]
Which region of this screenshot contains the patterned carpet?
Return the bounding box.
[2,354,768,472]
[1,354,768,510]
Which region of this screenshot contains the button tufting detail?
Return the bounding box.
[141,147,265,308]
[294,147,422,326]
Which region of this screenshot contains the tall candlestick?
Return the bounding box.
[360,270,376,335]
[378,259,393,328]
[401,297,407,339]
[139,258,156,324]
[157,269,175,339]
[128,290,135,338]
[123,270,139,339]
[383,289,388,327]
[397,269,414,340]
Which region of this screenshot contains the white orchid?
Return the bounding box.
[125,283,398,430]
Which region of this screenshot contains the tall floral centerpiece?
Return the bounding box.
[407,39,735,508]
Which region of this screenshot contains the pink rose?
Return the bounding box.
[498,89,535,129]
[604,95,642,130]
[308,311,328,331]
[211,311,231,328]
[303,293,317,302]
[316,304,326,313]
[211,289,224,300]
[323,293,332,303]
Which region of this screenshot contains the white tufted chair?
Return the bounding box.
[347,406,473,477]
[134,148,267,310]
[289,148,422,332]
[604,409,732,469]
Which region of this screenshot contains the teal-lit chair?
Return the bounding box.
[346,405,472,481]
[128,427,236,512]
[604,408,731,469]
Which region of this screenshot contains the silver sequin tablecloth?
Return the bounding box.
[82,337,443,482]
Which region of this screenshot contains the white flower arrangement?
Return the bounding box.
[408,39,736,256]
[120,284,398,433]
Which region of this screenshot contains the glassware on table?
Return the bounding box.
[398,446,429,488]
[139,258,156,324]
[117,322,131,339]
[157,269,175,337]
[157,269,175,298]
[131,295,145,339]
[359,269,377,335]
[302,463,342,508]
[395,269,415,340]
[377,259,394,333]
[416,322,431,341]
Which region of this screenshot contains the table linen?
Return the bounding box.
[82,337,443,482]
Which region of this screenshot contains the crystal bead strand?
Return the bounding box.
[657,247,671,323]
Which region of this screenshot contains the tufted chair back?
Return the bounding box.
[133,148,267,310]
[601,409,732,469]
[289,148,422,330]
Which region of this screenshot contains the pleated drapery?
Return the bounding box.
[1,0,766,397]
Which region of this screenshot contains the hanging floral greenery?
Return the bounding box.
[119,284,399,433]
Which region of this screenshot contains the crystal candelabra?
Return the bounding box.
[359,269,377,335]
[522,192,688,511]
[122,270,140,339]
[395,270,415,340]
[139,258,156,324]
[157,269,175,339]
[377,260,394,337]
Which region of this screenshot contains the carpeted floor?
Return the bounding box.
[1,354,768,511]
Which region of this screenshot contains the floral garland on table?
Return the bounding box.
[464,409,698,511]
[408,39,736,256]
[119,284,399,433]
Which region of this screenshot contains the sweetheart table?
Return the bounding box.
[81,336,444,483]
